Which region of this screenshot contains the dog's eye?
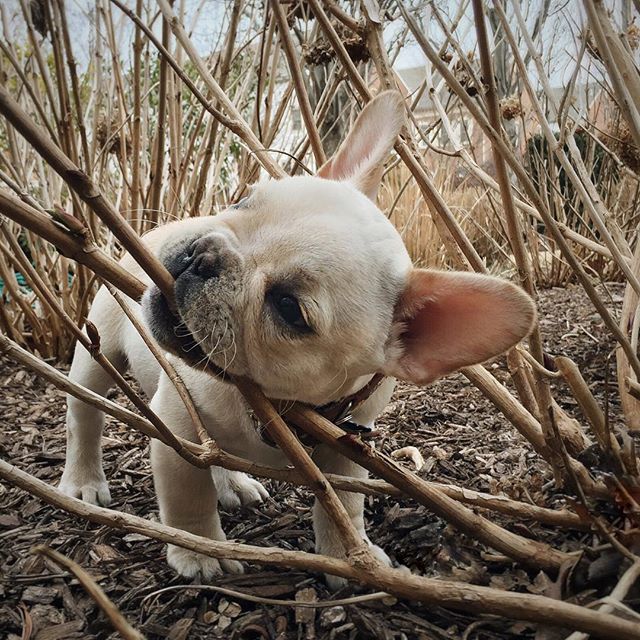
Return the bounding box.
[271,293,309,331]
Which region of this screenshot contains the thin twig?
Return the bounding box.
[141,584,391,609]
[33,545,145,640]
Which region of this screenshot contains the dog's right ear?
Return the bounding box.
[317,91,405,201]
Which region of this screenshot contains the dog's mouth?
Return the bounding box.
[141,236,218,371]
[141,284,208,368]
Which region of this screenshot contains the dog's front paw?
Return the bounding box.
[367,542,392,567]
[167,544,244,579]
[213,469,269,510]
[59,466,111,506]
[320,539,394,591]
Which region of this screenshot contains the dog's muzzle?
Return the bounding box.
[140,233,240,372]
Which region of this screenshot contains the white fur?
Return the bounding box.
[60,92,534,588]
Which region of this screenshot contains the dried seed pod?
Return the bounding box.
[611,122,640,174]
[29,0,48,38]
[445,53,481,96]
[500,96,523,120]
[302,41,334,65]
[344,34,370,64]
[626,24,640,50]
[303,27,370,66]
[96,116,132,156]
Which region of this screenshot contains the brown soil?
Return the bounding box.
[1,283,637,640]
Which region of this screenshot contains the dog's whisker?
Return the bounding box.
[192,328,221,369]
[183,333,212,353]
[219,322,238,375]
[322,364,351,404]
[225,326,238,371]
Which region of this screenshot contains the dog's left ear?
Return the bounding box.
[317,90,405,200]
[383,270,536,385]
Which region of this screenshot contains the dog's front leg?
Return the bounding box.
[312,443,392,590]
[152,439,244,578]
[150,391,243,580]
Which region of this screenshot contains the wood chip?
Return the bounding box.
[166,618,194,640]
[21,586,59,604]
[295,587,317,625]
[34,620,84,640]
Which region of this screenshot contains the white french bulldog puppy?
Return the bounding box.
[60,91,535,587]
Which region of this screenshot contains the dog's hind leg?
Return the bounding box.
[59,292,129,506]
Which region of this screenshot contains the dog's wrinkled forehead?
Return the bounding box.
[225,175,411,279]
[238,174,389,227]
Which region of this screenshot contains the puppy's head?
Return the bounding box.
[143,91,535,403]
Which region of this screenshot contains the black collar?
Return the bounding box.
[254,373,386,450]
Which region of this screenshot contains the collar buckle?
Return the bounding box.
[333,400,355,426]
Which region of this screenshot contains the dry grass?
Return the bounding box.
[382,166,510,272]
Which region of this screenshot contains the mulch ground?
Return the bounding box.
[1,283,637,640]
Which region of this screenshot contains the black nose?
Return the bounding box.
[189,236,222,279]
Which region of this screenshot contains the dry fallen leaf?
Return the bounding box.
[391,446,425,470]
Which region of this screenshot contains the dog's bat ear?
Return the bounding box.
[383,270,536,385]
[317,90,405,201]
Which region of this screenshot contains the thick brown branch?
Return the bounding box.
[287,405,570,573]
[0,190,144,300]
[234,377,370,557]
